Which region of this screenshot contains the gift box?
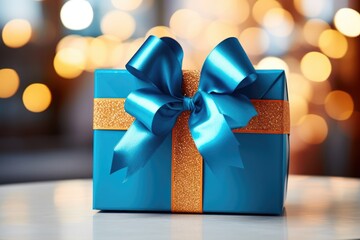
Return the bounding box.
[93,36,289,215]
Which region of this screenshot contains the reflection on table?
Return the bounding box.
[0,175,359,240]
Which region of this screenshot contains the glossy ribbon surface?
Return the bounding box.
[111,36,258,179]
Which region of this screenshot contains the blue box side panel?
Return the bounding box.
[93,130,172,211]
[203,134,286,215]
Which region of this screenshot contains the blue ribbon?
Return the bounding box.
[111,36,258,180]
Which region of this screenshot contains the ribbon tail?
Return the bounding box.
[126,35,184,98]
[111,120,167,181]
[210,93,257,128]
[190,114,244,174]
[189,92,244,173]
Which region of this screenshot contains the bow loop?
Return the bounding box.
[199,37,257,94]
[126,36,183,97]
[160,37,184,64]
[125,88,182,135]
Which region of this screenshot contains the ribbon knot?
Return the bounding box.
[183,96,196,111]
[111,35,259,179]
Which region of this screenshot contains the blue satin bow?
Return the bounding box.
[111,36,258,180]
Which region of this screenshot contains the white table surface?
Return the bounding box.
[0,175,359,240]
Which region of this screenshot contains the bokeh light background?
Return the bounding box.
[0,0,359,183]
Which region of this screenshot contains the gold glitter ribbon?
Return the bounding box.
[93,70,290,213]
[92,99,290,134]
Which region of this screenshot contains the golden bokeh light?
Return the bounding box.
[111,0,143,11]
[289,94,308,126]
[318,29,348,59]
[53,48,86,79]
[22,83,52,113]
[108,43,125,69]
[309,81,331,105]
[56,35,88,53]
[146,26,175,38]
[0,68,20,98]
[252,0,282,24]
[297,114,328,144]
[262,8,294,37]
[100,10,136,41]
[294,0,328,19]
[170,9,203,39]
[239,27,270,55]
[204,20,240,49]
[257,57,289,74]
[334,8,360,37]
[303,19,330,47]
[88,38,108,69]
[84,35,122,70]
[300,52,331,82]
[81,37,95,71]
[325,90,354,121]
[288,73,313,101]
[2,19,32,48]
[60,0,94,30]
[98,35,122,68]
[217,0,250,24]
[201,0,250,24]
[109,42,130,68]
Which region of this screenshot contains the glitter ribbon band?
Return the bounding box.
[93,98,290,134]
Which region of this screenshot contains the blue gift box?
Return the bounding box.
[93,68,289,215]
